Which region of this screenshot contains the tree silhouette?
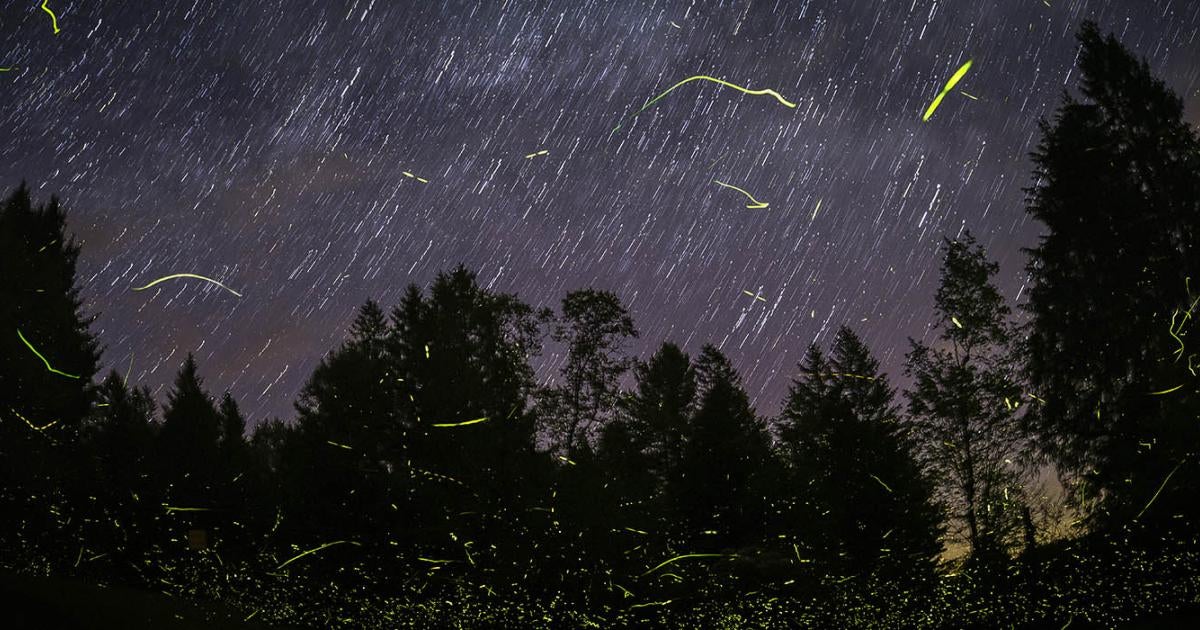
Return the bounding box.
[778,327,942,577]
[1022,21,1200,530]
[674,345,772,551]
[284,299,406,547]
[75,372,160,577]
[906,234,1026,565]
[0,183,101,562]
[624,342,698,514]
[156,354,223,510]
[542,288,638,456]
[388,267,550,584]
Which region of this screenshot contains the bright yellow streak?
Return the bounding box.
[164,506,212,513]
[629,600,673,609]
[524,149,549,159]
[613,74,796,133]
[132,273,242,297]
[0,68,14,72]
[951,316,964,329]
[326,441,353,449]
[403,171,429,183]
[17,329,80,379]
[923,60,973,122]
[41,1,61,35]
[641,553,729,577]
[11,408,58,431]
[811,198,822,220]
[713,179,768,208]
[417,557,454,564]
[1149,384,1184,396]
[276,540,360,570]
[432,416,489,428]
[1135,460,1184,520]
[869,474,893,493]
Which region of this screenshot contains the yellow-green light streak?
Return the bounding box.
[922,60,973,122]
[524,149,549,159]
[11,408,58,431]
[1148,384,1184,396]
[1135,460,1184,520]
[641,552,730,577]
[613,74,796,134]
[132,273,242,297]
[869,474,893,493]
[276,540,360,570]
[41,1,61,35]
[17,329,80,379]
[714,179,769,208]
[432,416,489,427]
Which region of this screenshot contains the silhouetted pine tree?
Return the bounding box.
[389,267,549,586]
[1022,21,1200,531]
[906,234,1026,566]
[157,355,223,510]
[624,342,698,521]
[674,345,772,551]
[79,371,160,582]
[778,327,942,578]
[285,299,405,545]
[0,183,101,563]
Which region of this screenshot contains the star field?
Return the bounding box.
[3,0,1198,424]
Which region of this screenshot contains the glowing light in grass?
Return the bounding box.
[641,552,731,577]
[276,540,361,570]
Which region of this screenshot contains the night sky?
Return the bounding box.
[3,1,1198,426]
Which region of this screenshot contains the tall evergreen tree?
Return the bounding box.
[624,342,698,507]
[0,183,101,558]
[285,299,405,542]
[81,371,160,580]
[389,267,550,582]
[778,327,942,576]
[1022,21,1200,530]
[906,234,1026,565]
[673,345,772,551]
[157,354,223,509]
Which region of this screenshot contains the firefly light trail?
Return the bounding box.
[714,180,769,208]
[17,328,80,379]
[276,540,361,570]
[432,416,490,427]
[131,273,243,297]
[612,74,796,134]
[923,60,973,122]
[41,1,61,35]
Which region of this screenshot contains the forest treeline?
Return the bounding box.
[2,23,1198,627]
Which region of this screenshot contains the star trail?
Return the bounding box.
[2,0,1198,425]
